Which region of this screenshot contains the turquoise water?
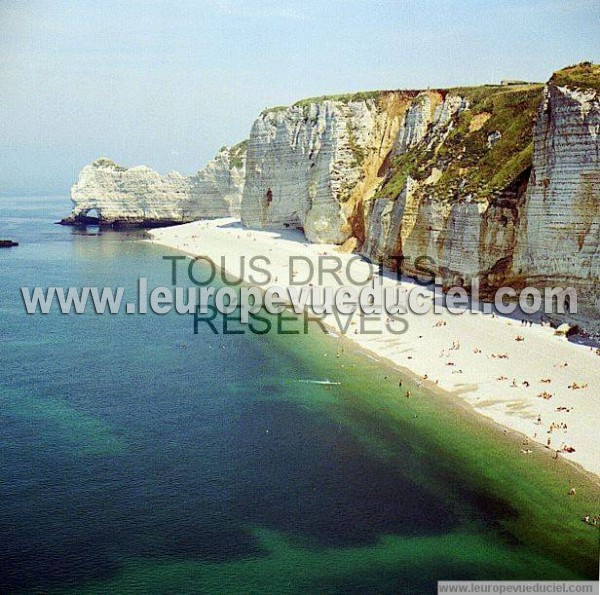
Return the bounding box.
[0,197,597,593]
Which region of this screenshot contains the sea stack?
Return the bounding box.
[61,143,247,228]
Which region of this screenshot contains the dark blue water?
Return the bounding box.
[0,197,593,594]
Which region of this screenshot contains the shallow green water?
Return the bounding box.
[0,197,597,594]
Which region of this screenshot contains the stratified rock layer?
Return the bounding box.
[240,94,410,243]
[63,144,246,227]
[360,64,599,329]
[361,84,543,288]
[513,80,599,324]
[239,63,598,329]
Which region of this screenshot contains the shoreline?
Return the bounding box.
[337,329,600,488]
[148,217,600,478]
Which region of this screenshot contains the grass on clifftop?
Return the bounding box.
[91,157,127,171]
[261,91,386,114]
[550,62,600,92]
[293,90,384,107]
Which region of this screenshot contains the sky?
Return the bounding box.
[0,0,598,196]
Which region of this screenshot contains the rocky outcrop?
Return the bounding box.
[360,63,599,328]
[240,93,411,243]
[62,143,246,227]
[513,73,600,325]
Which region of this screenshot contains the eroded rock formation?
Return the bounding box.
[240,93,411,243]
[513,76,599,324]
[66,63,598,328]
[359,63,599,327]
[62,143,246,227]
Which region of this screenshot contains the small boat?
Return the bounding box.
[0,240,18,248]
[297,379,341,386]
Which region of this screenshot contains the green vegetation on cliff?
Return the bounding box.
[293,90,383,108]
[374,84,544,203]
[91,158,127,172]
[262,91,386,114]
[265,89,421,114]
[550,62,600,92]
[229,139,248,169]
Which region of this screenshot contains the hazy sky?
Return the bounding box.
[1,0,598,196]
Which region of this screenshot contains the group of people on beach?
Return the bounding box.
[532,416,575,453]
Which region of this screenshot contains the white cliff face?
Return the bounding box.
[439,200,489,281]
[362,91,475,273]
[195,144,247,217]
[240,96,404,243]
[513,82,600,324]
[242,87,551,296]
[393,95,433,155]
[362,86,544,292]
[393,93,467,156]
[360,71,599,328]
[362,177,418,264]
[67,146,246,225]
[70,160,207,223]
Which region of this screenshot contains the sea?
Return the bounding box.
[0,196,597,594]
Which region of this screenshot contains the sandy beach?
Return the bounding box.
[149,218,600,477]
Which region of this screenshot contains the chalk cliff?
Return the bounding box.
[361,82,543,290]
[239,83,546,265]
[62,143,246,226]
[239,62,598,328]
[513,69,599,324]
[240,93,409,243]
[360,65,599,330]
[66,62,598,328]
